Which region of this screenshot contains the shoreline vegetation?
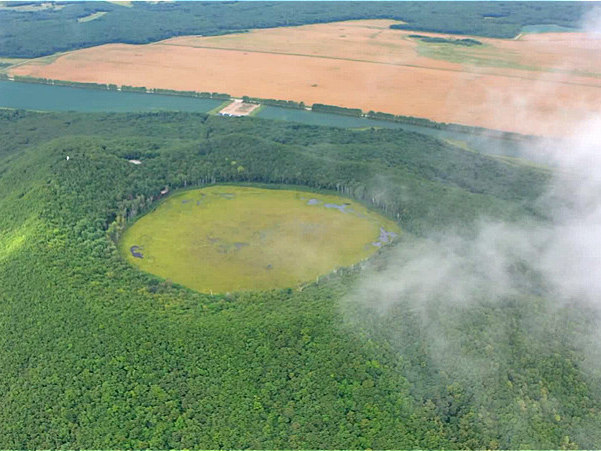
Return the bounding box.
[2,74,533,142]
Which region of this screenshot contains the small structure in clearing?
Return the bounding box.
[218,99,260,117]
[128,159,142,165]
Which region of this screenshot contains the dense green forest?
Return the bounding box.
[0,1,593,57]
[1,109,601,448]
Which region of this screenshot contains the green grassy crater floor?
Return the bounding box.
[120,185,400,293]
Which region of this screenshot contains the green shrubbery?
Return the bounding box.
[243,96,305,109]
[12,75,115,91]
[312,103,363,117]
[121,85,147,93]
[409,34,483,46]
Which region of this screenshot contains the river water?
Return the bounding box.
[0,80,530,160]
[0,80,224,112]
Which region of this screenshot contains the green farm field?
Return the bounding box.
[120,185,400,293]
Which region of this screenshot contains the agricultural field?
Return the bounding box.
[9,19,601,136]
[120,186,399,293]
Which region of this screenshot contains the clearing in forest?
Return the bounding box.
[10,19,601,136]
[218,99,260,116]
[120,186,399,293]
[77,11,108,23]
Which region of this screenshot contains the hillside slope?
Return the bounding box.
[1,110,601,448]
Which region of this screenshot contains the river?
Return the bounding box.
[0,80,531,160]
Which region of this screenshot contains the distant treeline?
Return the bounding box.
[0,2,593,58]
[312,103,363,117]
[9,76,232,100]
[13,75,118,90]
[151,88,231,100]
[242,96,305,110]
[365,110,530,141]
[121,85,146,93]
[408,34,483,46]
[310,104,530,141]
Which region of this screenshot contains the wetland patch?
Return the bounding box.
[120,186,399,293]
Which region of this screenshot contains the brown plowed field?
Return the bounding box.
[11,20,601,136]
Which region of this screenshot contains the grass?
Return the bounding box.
[106,1,133,7]
[77,11,108,23]
[247,103,264,117]
[0,58,27,65]
[207,99,233,115]
[120,185,400,293]
[520,24,579,34]
[414,39,601,79]
[0,219,37,263]
[11,51,68,69]
[415,40,537,71]
[0,57,29,73]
